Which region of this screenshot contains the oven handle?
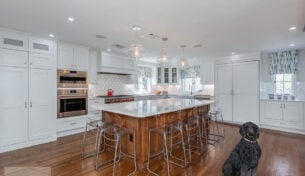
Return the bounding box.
[58,96,88,99]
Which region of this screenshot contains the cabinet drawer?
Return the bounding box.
[57,118,86,132]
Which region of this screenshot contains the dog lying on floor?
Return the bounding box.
[223,122,261,176]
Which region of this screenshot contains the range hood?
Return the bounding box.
[97,52,137,75]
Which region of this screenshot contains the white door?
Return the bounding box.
[57,44,74,69]
[28,69,56,140]
[215,64,233,121]
[29,52,55,69]
[233,61,259,124]
[0,48,28,68]
[0,67,28,147]
[74,46,89,71]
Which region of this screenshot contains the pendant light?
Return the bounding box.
[180,45,188,68]
[129,25,144,59]
[158,37,170,66]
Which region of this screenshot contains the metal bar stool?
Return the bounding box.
[95,120,137,176]
[147,114,188,176]
[82,117,105,159]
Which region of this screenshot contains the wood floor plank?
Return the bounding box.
[0,125,304,176]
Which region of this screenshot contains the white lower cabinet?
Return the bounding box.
[260,100,304,131]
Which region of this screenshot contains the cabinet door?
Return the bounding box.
[0,31,29,51]
[88,50,97,83]
[261,101,283,120]
[74,46,89,71]
[171,67,177,83]
[215,64,233,121]
[57,44,74,69]
[164,68,169,83]
[0,67,28,147]
[0,48,28,68]
[200,63,214,85]
[233,61,259,124]
[29,37,54,55]
[29,52,55,69]
[283,102,303,123]
[157,67,162,83]
[29,69,56,140]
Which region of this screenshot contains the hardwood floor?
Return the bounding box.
[0,125,304,176]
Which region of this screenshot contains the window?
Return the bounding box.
[274,74,295,95]
[137,66,152,93]
[181,66,202,93]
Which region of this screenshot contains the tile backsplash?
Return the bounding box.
[261,81,305,100]
[89,74,133,97]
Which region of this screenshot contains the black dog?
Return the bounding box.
[223,122,261,176]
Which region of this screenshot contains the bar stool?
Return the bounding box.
[95,121,137,176]
[147,114,188,176]
[206,109,225,144]
[184,107,208,161]
[82,117,104,159]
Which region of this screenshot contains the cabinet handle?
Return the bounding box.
[30,62,32,65]
[25,102,28,108]
[30,102,32,108]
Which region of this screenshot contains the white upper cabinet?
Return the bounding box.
[0,31,29,51]
[74,46,89,71]
[57,42,89,71]
[200,62,214,85]
[88,50,98,84]
[29,37,54,55]
[29,52,55,69]
[97,52,136,74]
[0,48,28,68]
[157,67,179,84]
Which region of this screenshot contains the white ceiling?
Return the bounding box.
[0,0,304,61]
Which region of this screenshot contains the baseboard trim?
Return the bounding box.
[0,136,57,153]
[57,128,84,138]
[260,125,305,136]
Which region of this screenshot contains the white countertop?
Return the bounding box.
[260,98,305,103]
[91,98,215,118]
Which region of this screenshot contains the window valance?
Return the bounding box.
[270,50,298,74]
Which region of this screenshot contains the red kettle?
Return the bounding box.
[107,89,113,96]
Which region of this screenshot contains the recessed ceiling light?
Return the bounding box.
[289,26,297,31]
[68,17,74,22]
[49,34,55,38]
[289,43,295,47]
[107,48,111,52]
[231,52,235,55]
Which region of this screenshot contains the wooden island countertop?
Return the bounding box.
[93,98,214,171]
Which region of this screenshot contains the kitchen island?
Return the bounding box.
[94,98,214,170]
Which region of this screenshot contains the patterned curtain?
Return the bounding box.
[270,50,298,74]
[181,66,200,79]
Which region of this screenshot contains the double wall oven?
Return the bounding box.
[57,70,88,118]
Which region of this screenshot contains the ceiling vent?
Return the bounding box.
[96,34,107,39]
[112,44,126,49]
[141,33,159,40]
[193,44,203,48]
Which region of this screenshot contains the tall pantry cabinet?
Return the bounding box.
[0,30,57,152]
[215,53,260,124]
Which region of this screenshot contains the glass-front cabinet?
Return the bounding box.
[157,66,179,84]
